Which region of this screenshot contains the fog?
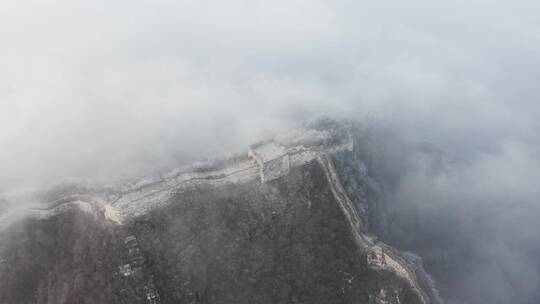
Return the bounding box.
[1,0,540,303]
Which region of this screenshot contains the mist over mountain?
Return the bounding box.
[353,125,540,304]
[1,1,540,303]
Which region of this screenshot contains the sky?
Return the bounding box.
[1,0,540,192]
[1,1,540,303]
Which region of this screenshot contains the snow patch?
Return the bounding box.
[103,204,122,224]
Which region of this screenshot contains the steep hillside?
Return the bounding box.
[0,120,439,304]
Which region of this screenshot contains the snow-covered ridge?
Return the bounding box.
[12,119,354,223]
[3,122,353,223]
[2,120,355,225]
[110,121,355,220]
[249,120,354,183]
[112,158,259,219]
[0,194,121,233]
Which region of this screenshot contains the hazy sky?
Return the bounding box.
[1,0,539,193]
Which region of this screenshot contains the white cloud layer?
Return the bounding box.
[1,0,539,191]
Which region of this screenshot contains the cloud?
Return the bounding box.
[368,134,540,303]
[2,0,539,192]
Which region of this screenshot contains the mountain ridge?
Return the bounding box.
[0,119,441,304]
